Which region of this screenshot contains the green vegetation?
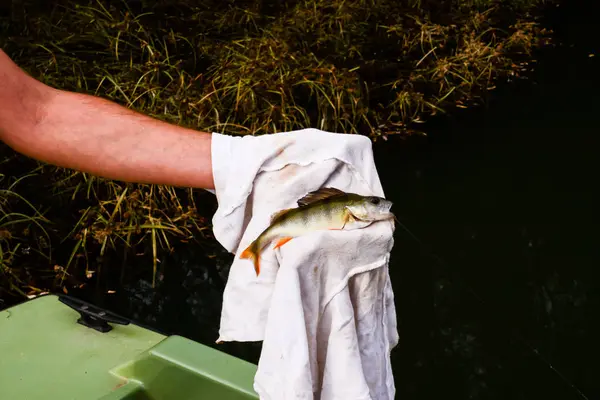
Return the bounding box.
[0,0,553,303]
[0,166,52,300]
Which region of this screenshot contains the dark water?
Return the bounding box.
[377,2,600,399]
[14,1,599,399]
[373,2,599,399]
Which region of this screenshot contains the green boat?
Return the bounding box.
[0,294,259,400]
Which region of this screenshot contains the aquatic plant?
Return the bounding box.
[0,0,554,300]
[0,164,52,300]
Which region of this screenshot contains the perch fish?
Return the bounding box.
[240,187,395,276]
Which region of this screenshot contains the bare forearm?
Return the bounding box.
[0,49,214,189]
[25,88,214,189]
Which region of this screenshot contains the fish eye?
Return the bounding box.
[370,197,380,205]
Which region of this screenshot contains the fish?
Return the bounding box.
[239,187,395,276]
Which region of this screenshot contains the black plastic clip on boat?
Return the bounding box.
[58,294,130,333]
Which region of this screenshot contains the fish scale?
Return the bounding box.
[240,187,394,276]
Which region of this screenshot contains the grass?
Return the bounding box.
[0,0,554,303]
[0,165,52,300]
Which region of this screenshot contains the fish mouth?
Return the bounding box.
[382,200,393,211]
[383,202,394,216]
[384,212,396,221]
[378,203,396,221]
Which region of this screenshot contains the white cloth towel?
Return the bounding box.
[210,128,399,400]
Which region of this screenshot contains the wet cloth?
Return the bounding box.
[209,128,399,400]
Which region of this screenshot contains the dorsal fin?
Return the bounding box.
[297,187,346,207]
[270,207,293,223]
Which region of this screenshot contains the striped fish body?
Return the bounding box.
[258,195,354,244]
[240,187,394,276]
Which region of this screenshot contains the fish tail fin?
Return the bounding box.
[240,241,261,276]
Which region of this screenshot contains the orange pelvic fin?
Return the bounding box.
[273,236,293,249]
[240,244,261,276]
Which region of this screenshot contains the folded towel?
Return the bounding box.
[210,129,399,400]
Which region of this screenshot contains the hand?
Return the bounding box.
[212,127,395,353]
[209,128,387,255]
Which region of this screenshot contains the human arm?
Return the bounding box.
[0,49,214,189]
